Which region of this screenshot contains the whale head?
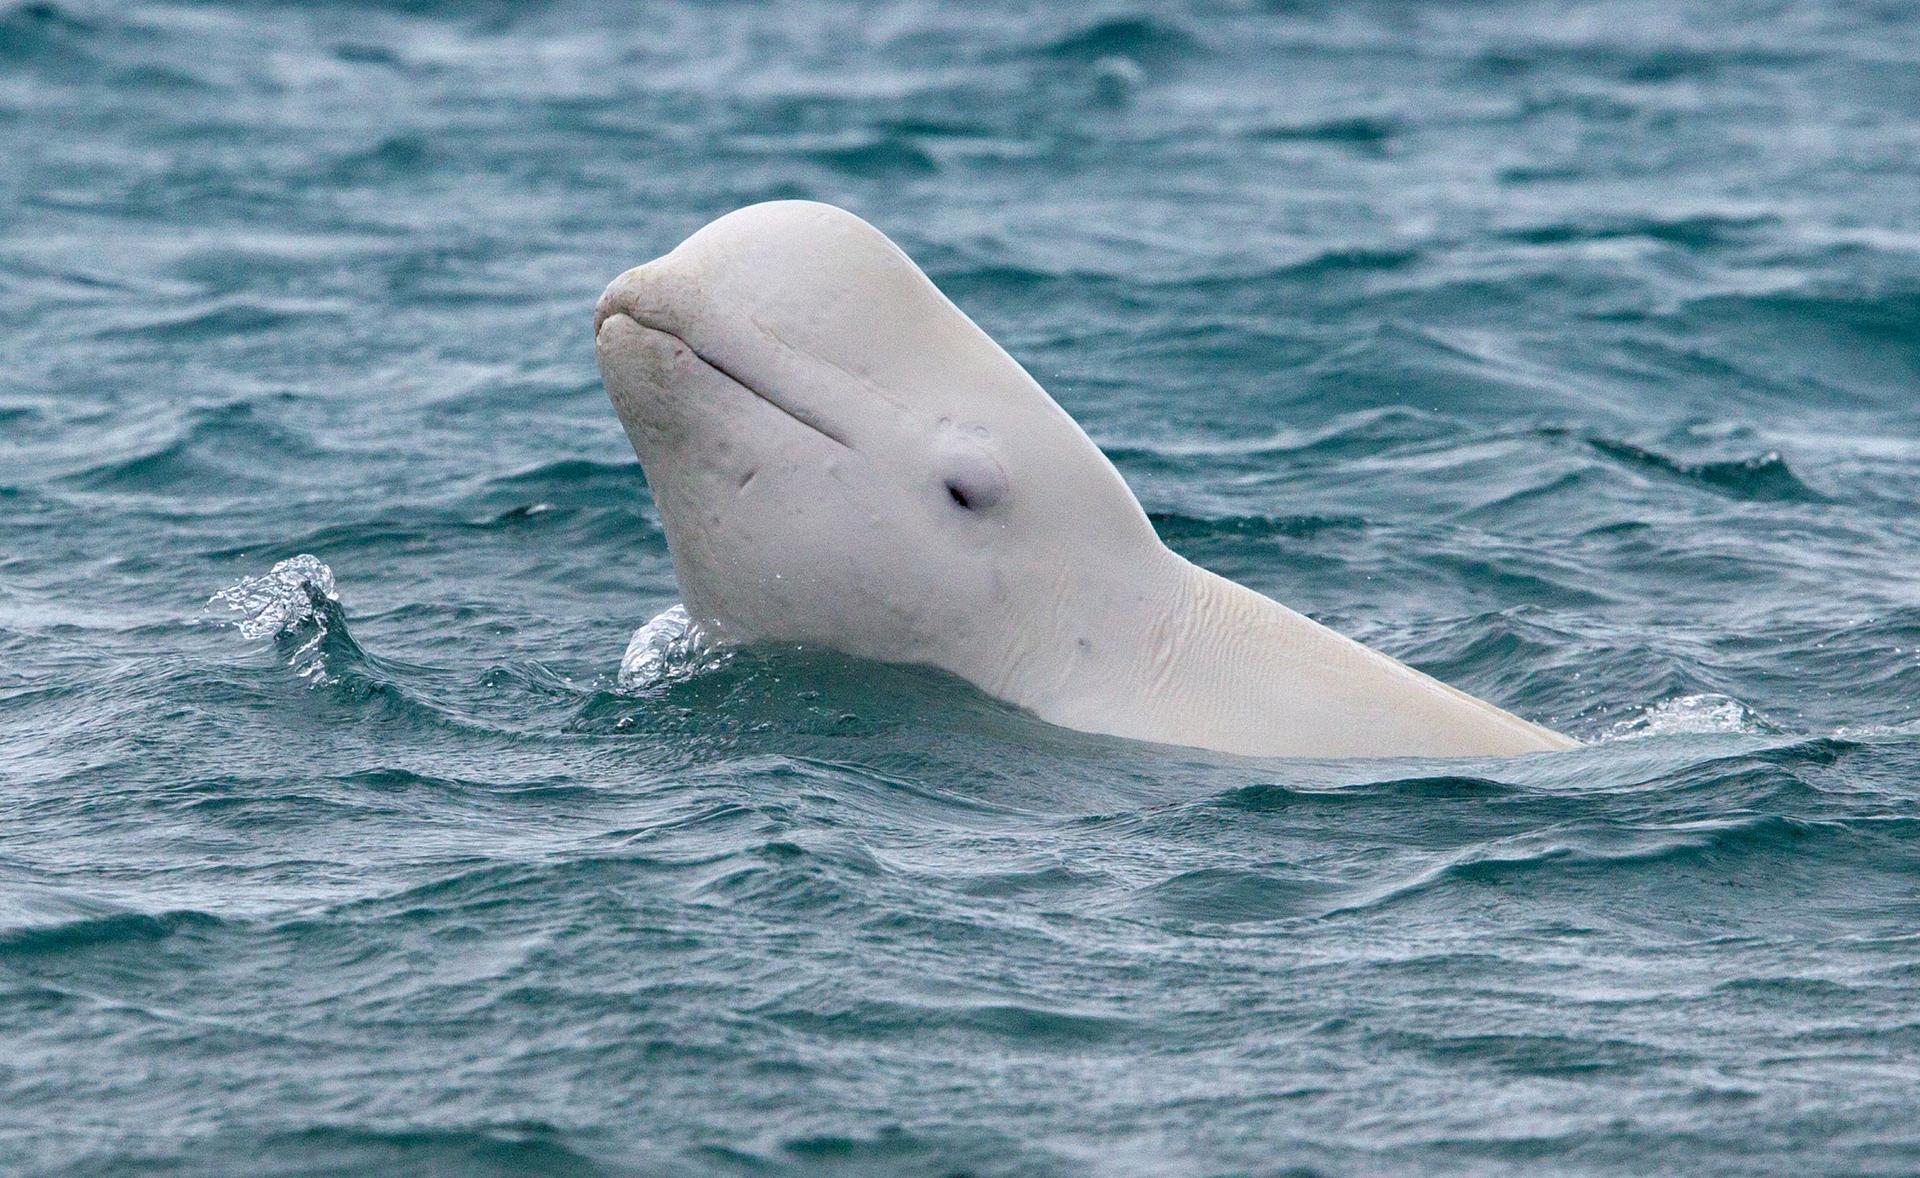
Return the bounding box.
[593,201,1167,681]
[593,201,1578,758]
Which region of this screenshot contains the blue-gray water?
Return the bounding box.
[5,1,1920,1174]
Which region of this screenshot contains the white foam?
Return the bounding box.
[1604,692,1771,740]
[206,554,339,681]
[617,603,722,690]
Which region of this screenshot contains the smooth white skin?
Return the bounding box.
[595,201,1577,758]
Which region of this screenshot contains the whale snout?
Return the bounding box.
[595,250,719,350]
[594,261,669,339]
[594,258,703,439]
[592,280,624,336]
[594,245,860,451]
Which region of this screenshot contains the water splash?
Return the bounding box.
[206,554,340,681]
[1605,692,1774,740]
[616,604,723,690]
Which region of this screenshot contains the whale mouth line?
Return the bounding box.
[600,312,853,451]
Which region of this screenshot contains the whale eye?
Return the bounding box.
[937,444,1007,514]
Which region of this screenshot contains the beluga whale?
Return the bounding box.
[594,201,1576,759]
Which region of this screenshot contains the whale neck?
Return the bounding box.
[1009,543,1576,760]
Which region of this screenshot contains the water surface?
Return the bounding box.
[4,1,1920,1174]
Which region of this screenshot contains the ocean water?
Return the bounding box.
[4,0,1920,1173]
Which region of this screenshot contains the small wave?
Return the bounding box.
[254,1122,596,1177]
[1500,212,1776,249]
[65,437,248,494]
[966,244,1415,295]
[930,261,1100,296]
[1833,721,1920,740]
[1710,974,1865,1000]
[1655,289,1920,398]
[692,838,887,914]
[206,555,345,682]
[200,571,484,733]
[322,858,645,924]
[768,992,1128,1046]
[56,400,326,495]
[1616,47,1799,84]
[1605,693,1776,739]
[1379,1027,1671,1079]
[1041,15,1200,65]
[1137,866,1343,924]
[0,904,221,958]
[1217,776,1523,814]
[1744,735,1864,768]
[330,41,407,68]
[1332,814,1840,920]
[805,137,939,178]
[108,62,210,90]
[201,500,650,566]
[323,134,436,183]
[777,1125,934,1163]
[954,864,1102,898]
[334,766,599,803]
[1267,245,1419,280]
[1586,437,1822,502]
[0,0,93,62]
[1149,511,1366,545]
[1248,115,1398,150]
[1464,816,1831,878]
[486,457,645,499]
[874,115,994,141]
[1103,406,1440,461]
[117,297,344,341]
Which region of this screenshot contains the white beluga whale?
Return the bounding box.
[594,201,1576,759]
